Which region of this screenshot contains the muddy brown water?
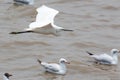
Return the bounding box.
[0,0,120,80]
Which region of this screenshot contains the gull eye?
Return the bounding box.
[113,51,117,54]
[61,60,65,63]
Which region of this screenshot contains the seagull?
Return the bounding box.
[37,58,70,75]
[3,73,12,80]
[86,49,120,65]
[10,5,73,36]
[13,0,34,5]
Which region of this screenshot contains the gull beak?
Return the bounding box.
[9,74,12,76]
[66,62,70,64]
[119,50,120,53]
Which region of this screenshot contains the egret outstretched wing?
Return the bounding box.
[28,5,58,29]
[36,5,59,23]
[10,5,73,35]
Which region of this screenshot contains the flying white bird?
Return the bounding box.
[13,0,34,5]
[3,73,12,80]
[86,49,120,65]
[37,58,70,75]
[10,5,73,36]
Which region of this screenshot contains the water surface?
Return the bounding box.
[0,0,120,80]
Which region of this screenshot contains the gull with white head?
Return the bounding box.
[3,73,12,80]
[10,5,73,36]
[13,0,34,5]
[37,58,70,75]
[86,49,120,65]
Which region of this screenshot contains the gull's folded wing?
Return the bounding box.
[93,54,113,62]
[44,64,59,72]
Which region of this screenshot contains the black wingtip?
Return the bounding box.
[86,51,94,55]
[37,59,41,64]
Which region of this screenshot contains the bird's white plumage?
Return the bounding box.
[29,5,59,29]
[36,5,59,23]
[24,5,71,36]
[89,49,119,65]
[92,54,113,63]
[3,75,9,80]
[41,62,61,72]
[3,73,12,80]
[10,5,73,35]
[39,58,69,75]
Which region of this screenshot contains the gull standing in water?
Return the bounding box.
[86,49,120,65]
[10,5,73,36]
[37,58,70,75]
[13,0,34,5]
[3,73,12,80]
